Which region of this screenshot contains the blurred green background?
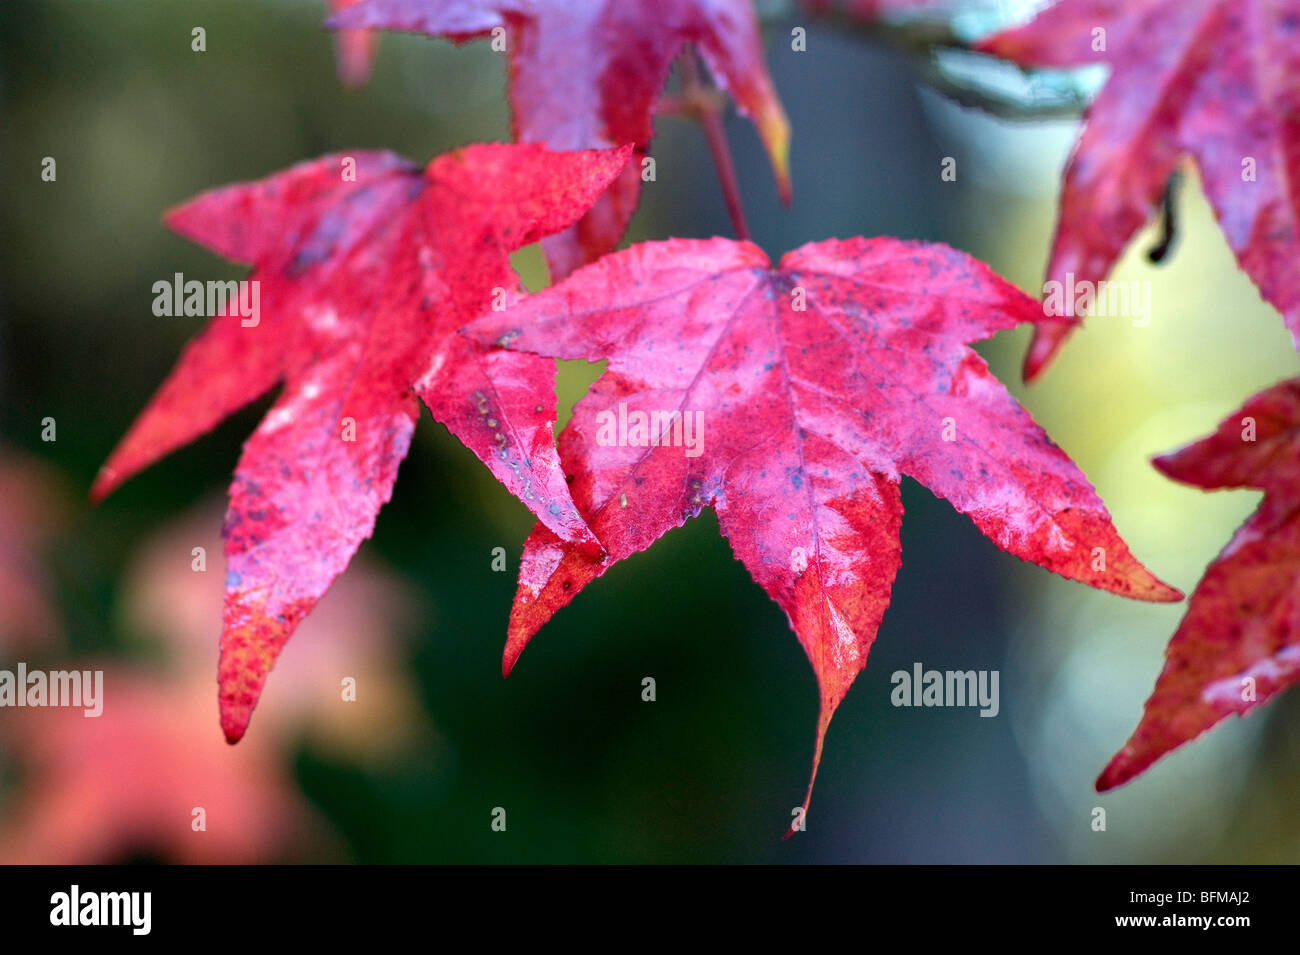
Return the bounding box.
[1,0,1298,863]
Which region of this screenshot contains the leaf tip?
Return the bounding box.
[1021,321,1071,382]
[1152,581,1185,603]
[501,641,522,678]
[1094,761,1128,793]
[1094,565,1183,604]
[757,104,792,205]
[88,465,117,505]
[1150,449,1186,484]
[596,142,636,187]
[783,701,835,840]
[502,603,541,677]
[220,710,249,745]
[1121,569,1183,604]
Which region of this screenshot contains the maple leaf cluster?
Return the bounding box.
[94,0,1300,829]
[980,0,1300,791]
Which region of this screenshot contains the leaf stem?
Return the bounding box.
[774,2,1092,121]
[678,50,751,242]
[1147,171,1182,264]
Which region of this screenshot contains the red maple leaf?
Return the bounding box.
[92,142,629,743]
[1100,379,1300,789]
[463,235,1182,827]
[326,0,791,280]
[978,0,1300,380]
